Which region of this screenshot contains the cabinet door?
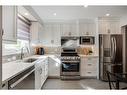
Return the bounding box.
[44,59,48,78]
[79,23,89,36]
[70,23,78,36]
[35,66,42,89]
[52,23,61,46]
[48,58,60,77]
[30,22,39,43]
[41,61,45,86]
[61,23,70,36]
[41,23,52,45]
[98,20,120,34]
[109,21,120,34]
[2,6,17,43]
[98,20,110,34]
[88,23,96,35]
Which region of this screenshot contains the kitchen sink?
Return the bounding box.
[23,58,38,63]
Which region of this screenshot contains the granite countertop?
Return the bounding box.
[2,54,61,84]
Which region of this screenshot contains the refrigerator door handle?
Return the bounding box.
[111,37,114,62]
[114,37,117,63]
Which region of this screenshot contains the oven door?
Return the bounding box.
[61,62,80,75]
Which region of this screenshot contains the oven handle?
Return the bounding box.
[61,61,80,63]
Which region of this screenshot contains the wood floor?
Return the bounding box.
[42,78,127,90]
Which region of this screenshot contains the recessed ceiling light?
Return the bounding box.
[84,5,88,8]
[24,13,29,16]
[53,13,56,16]
[106,13,110,16]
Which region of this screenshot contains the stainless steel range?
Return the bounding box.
[60,48,80,80]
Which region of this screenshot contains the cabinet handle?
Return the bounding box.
[39,68,42,74]
[88,64,92,66]
[87,72,92,74]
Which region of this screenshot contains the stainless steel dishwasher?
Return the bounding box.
[8,66,35,89]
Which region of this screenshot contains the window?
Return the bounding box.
[3,14,31,56]
[17,14,31,41]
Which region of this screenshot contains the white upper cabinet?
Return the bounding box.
[61,22,78,36]
[40,23,61,46]
[98,17,121,34]
[30,22,43,43]
[79,20,96,36]
[52,23,61,46]
[2,6,17,43]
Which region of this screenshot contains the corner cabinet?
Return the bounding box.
[98,17,121,34]
[48,57,60,77]
[2,6,17,44]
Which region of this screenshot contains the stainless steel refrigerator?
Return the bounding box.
[99,34,123,81]
[122,25,127,79]
[0,6,2,89]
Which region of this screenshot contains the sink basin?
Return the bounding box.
[23,58,38,63]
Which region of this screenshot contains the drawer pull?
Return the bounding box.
[87,72,92,74]
[88,64,92,66]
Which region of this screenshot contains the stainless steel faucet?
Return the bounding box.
[20,46,30,60]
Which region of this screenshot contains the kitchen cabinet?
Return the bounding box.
[98,17,121,34]
[79,23,95,36]
[41,23,61,46]
[80,56,98,78]
[30,22,43,43]
[48,57,60,77]
[2,6,17,44]
[35,58,48,89]
[61,22,78,36]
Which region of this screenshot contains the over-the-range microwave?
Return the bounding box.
[80,36,95,45]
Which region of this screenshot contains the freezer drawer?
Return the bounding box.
[100,63,122,81]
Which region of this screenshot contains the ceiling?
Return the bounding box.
[31,6,127,21]
[18,6,37,21]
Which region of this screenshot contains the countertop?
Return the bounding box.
[78,54,99,57]
[2,54,61,84]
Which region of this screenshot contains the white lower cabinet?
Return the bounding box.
[48,58,60,77]
[80,57,98,78]
[35,58,48,89]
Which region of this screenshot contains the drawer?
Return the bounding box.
[85,58,98,63]
[84,71,97,76]
[84,64,97,69]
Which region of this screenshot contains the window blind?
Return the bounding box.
[17,14,31,41]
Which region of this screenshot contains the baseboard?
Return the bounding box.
[80,76,97,79]
[48,76,97,79]
[48,76,60,79]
